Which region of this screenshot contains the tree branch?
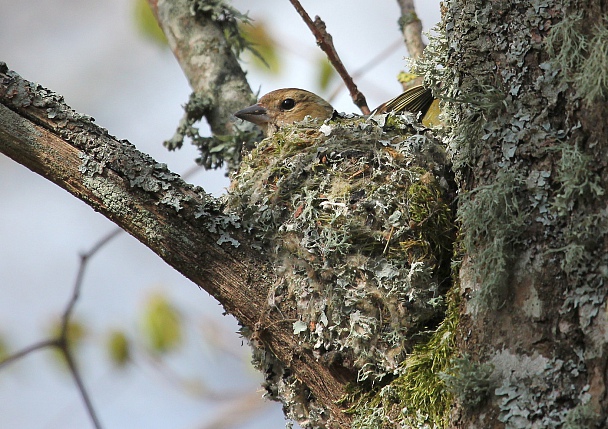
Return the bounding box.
[288,0,370,114]
[148,0,254,136]
[0,64,353,427]
[396,0,426,59]
[146,0,259,171]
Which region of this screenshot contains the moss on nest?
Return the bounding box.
[346,286,460,429]
[226,112,455,427]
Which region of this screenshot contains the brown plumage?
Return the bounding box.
[234,85,436,135]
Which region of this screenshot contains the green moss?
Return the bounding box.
[348,287,459,429]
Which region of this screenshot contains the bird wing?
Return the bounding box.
[372,85,435,118]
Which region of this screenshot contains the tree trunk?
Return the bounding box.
[438,0,608,427]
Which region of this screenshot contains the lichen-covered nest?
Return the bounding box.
[226,113,454,382]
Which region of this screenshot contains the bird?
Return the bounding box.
[234,84,438,136]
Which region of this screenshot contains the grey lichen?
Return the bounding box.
[226,112,455,427]
[492,350,591,429]
[458,169,527,310]
[545,11,587,77]
[413,2,608,427]
[189,0,253,59]
[164,91,261,172]
[248,343,329,428]
[549,141,608,329]
[575,20,608,105]
[545,13,608,105]
[562,401,602,429]
[164,0,261,173]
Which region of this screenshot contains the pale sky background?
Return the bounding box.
[0,1,440,428]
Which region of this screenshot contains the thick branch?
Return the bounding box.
[0,65,352,427]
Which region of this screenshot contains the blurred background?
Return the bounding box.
[0,1,440,428]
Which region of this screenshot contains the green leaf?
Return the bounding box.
[0,334,9,362]
[240,21,280,74]
[106,330,130,367]
[133,0,168,47]
[316,57,337,91]
[141,293,182,354]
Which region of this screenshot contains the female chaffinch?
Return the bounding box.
[234,85,437,135]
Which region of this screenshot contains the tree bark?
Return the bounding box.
[3,0,607,427]
[439,0,608,427]
[396,0,426,59]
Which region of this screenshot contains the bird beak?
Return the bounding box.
[234,103,270,126]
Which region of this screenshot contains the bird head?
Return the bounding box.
[234,88,335,136]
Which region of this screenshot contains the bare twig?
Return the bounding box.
[62,346,103,429]
[0,339,57,369]
[288,0,371,114]
[396,0,426,59]
[0,232,109,429]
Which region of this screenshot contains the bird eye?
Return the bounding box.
[280,98,296,110]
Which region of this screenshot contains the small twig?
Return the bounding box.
[347,167,368,180]
[62,346,103,429]
[0,339,57,369]
[383,226,395,255]
[288,0,370,114]
[0,162,205,428]
[395,0,426,59]
[61,229,121,330]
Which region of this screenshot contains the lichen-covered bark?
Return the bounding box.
[396,0,426,59]
[423,0,608,427]
[148,0,258,171]
[149,0,254,135]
